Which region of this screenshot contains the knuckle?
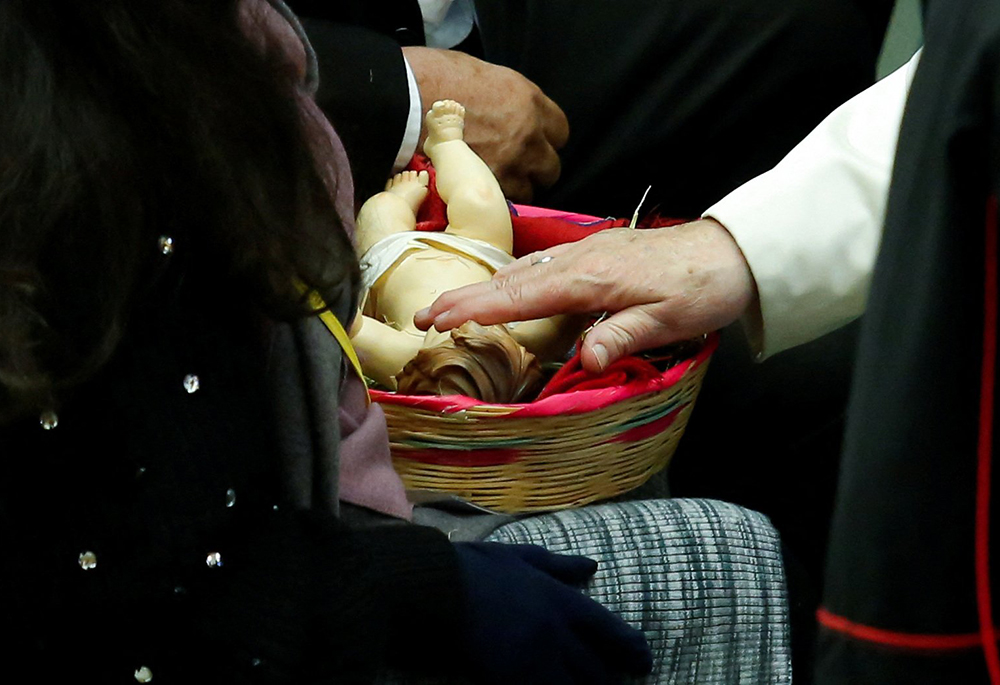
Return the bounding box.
[501,282,526,309]
[489,271,521,296]
[491,267,515,286]
[505,178,533,203]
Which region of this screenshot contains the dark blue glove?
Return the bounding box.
[453,542,653,684]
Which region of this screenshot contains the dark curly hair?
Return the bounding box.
[0,0,358,421]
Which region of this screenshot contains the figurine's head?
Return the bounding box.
[395,322,544,403]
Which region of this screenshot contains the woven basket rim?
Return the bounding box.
[371,332,718,417]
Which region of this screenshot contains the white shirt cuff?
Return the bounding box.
[393,57,423,172]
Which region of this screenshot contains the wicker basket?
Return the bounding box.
[371,334,717,513]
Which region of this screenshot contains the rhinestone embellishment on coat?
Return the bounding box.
[206,552,223,568]
[78,551,98,570]
[40,411,59,430]
[183,374,200,394]
[134,666,153,682]
[225,489,236,508]
[157,236,174,255]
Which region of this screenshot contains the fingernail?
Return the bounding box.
[433,310,451,327]
[415,307,430,321]
[592,343,608,371]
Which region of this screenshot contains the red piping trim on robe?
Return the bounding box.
[977,195,1000,682]
[816,608,983,651]
[815,197,1000,672]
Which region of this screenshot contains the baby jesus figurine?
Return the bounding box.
[351,100,577,402]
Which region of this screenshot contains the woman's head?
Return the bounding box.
[0,0,358,420]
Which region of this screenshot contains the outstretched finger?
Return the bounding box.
[415,245,578,329]
[413,280,493,330]
[416,267,589,332]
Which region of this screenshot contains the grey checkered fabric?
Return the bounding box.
[385,498,791,684]
[486,499,792,684]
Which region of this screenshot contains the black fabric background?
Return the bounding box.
[820,0,1000,681]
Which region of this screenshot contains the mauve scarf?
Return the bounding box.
[259,0,413,520]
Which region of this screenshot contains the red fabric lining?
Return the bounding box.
[977,195,1000,683]
[369,334,718,417]
[816,608,983,651]
[534,350,662,401]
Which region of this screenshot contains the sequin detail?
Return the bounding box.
[225,489,236,508]
[40,411,59,430]
[183,375,200,394]
[158,236,174,255]
[206,552,223,568]
[78,551,98,570]
[134,666,153,682]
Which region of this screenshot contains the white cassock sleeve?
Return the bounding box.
[704,51,921,359]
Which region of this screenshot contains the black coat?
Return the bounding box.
[819,1,1000,682]
[0,240,461,683]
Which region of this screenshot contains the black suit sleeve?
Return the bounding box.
[300,19,414,206]
[286,0,425,45]
[287,1,426,206]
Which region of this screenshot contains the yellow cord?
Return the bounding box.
[297,284,370,403]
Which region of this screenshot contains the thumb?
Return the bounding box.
[581,305,680,373]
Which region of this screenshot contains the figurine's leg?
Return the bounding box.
[350,314,427,390]
[423,100,513,253]
[354,170,430,256]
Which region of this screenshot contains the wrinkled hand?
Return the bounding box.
[454,542,652,684]
[415,219,757,373]
[402,46,569,202]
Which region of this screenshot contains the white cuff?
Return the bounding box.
[393,57,424,172]
[704,50,921,359]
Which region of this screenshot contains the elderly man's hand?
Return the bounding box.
[415,219,758,372]
[403,46,569,202]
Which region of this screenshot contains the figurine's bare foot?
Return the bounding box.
[384,169,430,212]
[423,100,466,155]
